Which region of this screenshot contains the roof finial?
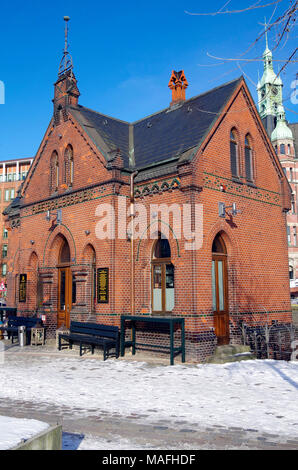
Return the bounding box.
[264,17,269,50]
[58,16,73,77]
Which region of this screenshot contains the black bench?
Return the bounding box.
[0,307,17,322]
[0,316,43,344]
[58,321,119,360]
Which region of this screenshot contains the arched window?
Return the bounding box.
[245,134,253,182]
[59,239,71,264]
[64,145,73,186]
[230,129,239,178]
[289,265,294,280]
[280,144,285,155]
[152,233,174,313]
[50,151,59,193]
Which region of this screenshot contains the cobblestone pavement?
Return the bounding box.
[1,398,297,450]
[0,343,298,450]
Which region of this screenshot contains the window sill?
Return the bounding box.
[231,177,243,184]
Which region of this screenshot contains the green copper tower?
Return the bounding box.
[257,23,283,136]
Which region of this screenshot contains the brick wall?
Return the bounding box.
[5,80,292,362]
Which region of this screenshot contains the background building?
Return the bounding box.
[0,158,33,295]
[257,34,298,298]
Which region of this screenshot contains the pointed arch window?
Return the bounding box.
[245,134,254,182]
[230,129,239,178]
[50,151,59,193]
[64,145,74,186]
[152,233,174,313]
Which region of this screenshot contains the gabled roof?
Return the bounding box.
[68,77,242,170]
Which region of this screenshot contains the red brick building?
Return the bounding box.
[4,51,292,360]
[0,158,33,293]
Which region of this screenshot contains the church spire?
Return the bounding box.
[58,16,73,77]
[53,17,80,124]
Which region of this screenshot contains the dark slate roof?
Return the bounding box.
[69,106,130,165]
[289,123,298,158]
[69,77,242,170]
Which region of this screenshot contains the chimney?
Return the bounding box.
[168,70,188,106]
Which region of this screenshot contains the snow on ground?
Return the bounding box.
[0,355,298,437]
[62,432,202,450]
[62,432,238,450]
[0,415,49,450]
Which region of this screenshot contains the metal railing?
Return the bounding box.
[241,320,298,361]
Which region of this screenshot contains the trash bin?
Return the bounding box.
[18,325,26,347]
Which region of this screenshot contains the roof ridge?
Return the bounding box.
[68,76,242,127]
[68,105,130,125]
[131,76,242,124]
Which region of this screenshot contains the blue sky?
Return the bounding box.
[0,0,296,160]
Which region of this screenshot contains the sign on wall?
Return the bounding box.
[97,268,109,304]
[19,274,27,303]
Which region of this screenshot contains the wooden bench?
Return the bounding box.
[0,316,43,344]
[58,321,119,360]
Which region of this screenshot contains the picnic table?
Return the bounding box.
[120,315,185,365]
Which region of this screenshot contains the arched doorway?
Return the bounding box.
[152,233,175,314]
[212,233,229,345]
[57,237,74,328]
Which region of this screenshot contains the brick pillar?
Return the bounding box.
[38,269,56,336]
[39,270,54,309]
[70,266,88,316]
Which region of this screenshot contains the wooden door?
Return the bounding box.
[57,267,72,328]
[212,255,229,345]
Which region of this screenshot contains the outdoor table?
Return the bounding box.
[120,315,185,365]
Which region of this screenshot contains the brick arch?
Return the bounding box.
[206,221,240,261]
[28,251,39,268]
[136,219,180,263]
[43,225,76,267]
[82,243,96,263]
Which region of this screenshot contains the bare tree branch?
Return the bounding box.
[185,1,282,16]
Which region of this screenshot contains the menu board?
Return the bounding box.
[97,268,109,303]
[19,274,27,303]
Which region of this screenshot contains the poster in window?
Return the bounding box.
[19,274,27,303]
[97,268,109,303]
